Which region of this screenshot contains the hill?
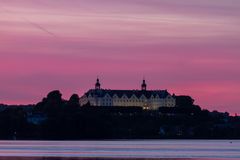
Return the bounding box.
[0,90,239,140]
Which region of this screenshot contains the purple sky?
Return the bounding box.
[0,0,240,113]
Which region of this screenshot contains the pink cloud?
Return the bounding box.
[0,0,240,114]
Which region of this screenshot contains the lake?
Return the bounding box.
[0,140,239,160]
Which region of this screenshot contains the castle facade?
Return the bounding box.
[79,79,176,110]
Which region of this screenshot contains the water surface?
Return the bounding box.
[0,140,239,159]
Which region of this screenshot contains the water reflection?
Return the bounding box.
[0,140,239,159]
[0,158,215,160]
[0,158,226,160]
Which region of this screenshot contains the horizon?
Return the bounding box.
[0,0,240,114]
[0,77,235,114]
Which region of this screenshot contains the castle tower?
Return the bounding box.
[95,78,101,90]
[141,79,147,91]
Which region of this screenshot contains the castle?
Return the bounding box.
[79,78,176,110]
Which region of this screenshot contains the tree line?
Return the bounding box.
[0,90,239,140]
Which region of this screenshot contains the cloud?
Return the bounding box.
[0,0,240,113]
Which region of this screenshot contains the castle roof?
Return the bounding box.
[85,89,170,99]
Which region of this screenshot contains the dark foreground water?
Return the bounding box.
[0,140,240,160]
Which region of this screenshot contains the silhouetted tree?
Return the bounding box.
[34,90,64,115]
[68,94,80,106]
[176,95,194,107]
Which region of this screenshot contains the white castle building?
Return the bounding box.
[79,79,176,110]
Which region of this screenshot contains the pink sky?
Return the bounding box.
[0,0,240,114]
